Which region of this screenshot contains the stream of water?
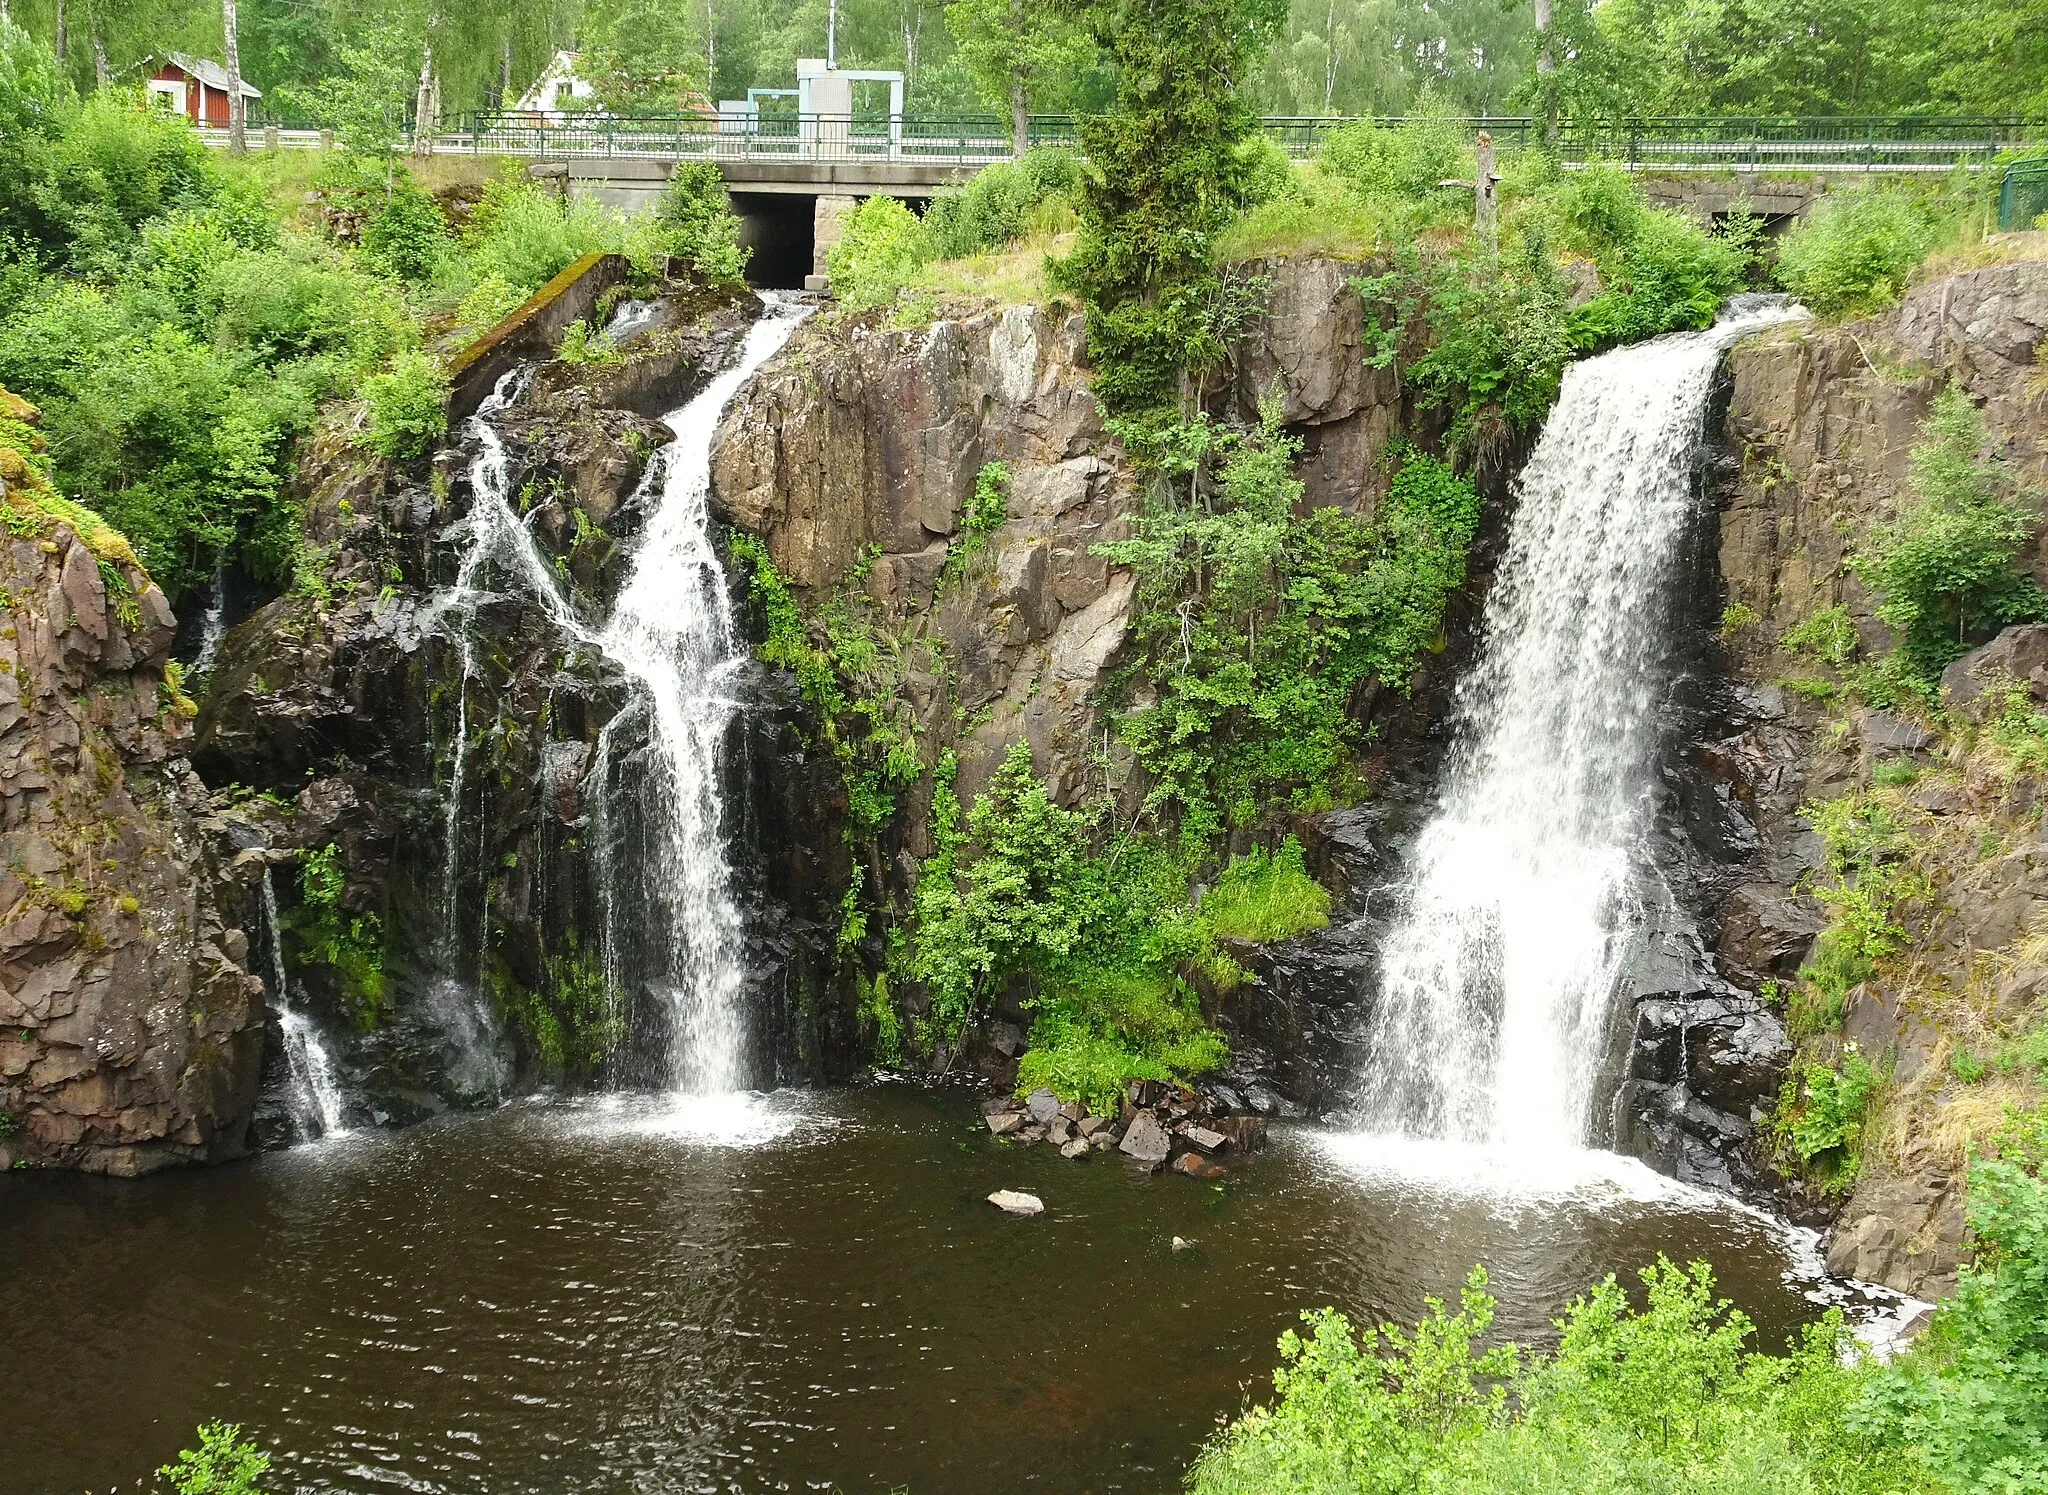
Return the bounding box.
[260,867,350,1139]
[1358,302,1803,1149]
[595,293,811,1096]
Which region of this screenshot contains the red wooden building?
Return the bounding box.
[145,53,262,128]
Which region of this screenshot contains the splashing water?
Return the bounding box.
[259,867,349,1138]
[1357,302,1802,1152]
[597,293,811,1096]
[190,563,228,675]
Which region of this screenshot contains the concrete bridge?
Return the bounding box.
[209,112,2044,286]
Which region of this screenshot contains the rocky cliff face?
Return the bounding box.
[0,395,266,1175]
[1710,257,2048,1295]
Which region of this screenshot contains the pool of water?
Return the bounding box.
[4,1084,1889,1494]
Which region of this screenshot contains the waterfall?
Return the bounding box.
[596,292,811,1096]
[1358,302,1801,1152]
[260,867,350,1138]
[191,563,227,675]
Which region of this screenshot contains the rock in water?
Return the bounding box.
[1171,1236,1194,1252]
[986,1111,1023,1136]
[1119,1109,1171,1164]
[987,1190,1044,1215]
[1025,1088,1061,1123]
[1184,1125,1229,1154]
[1059,1138,1092,1160]
[1172,1152,1226,1179]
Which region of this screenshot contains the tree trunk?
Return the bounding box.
[703,0,717,93]
[1322,0,1337,112]
[91,27,109,86]
[498,34,511,108]
[1533,0,1557,144]
[53,0,66,62]
[222,0,246,153]
[1007,0,1027,156]
[412,34,437,156]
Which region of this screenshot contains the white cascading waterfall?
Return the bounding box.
[260,867,350,1138]
[597,292,811,1096]
[1358,301,1801,1153]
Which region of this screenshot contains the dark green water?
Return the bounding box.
[3,1085,1879,1494]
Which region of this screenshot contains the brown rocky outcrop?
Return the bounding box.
[1711,258,2048,1296]
[0,395,266,1175]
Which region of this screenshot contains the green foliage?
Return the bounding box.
[826,195,932,314]
[1780,1044,1883,1191]
[942,460,1010,588]
[555,317,623,367]
[1852,387,2045,689]
[1777,186,1950,320]
[461,175,627,296]
[1099,423,1479,843]
[1719,600,1760,638]
[1861,1112,2048,1494]
[1783,603,1860,667]
[860,972,903,1066]
[156,1422,270,1495]
[1049,0,1290,419]
[1191,1259,1921,1495]
[909,742,1228,1107]
[1546,165,1744,353]
[647,161,750,283]
[922,149,1081,260]
[1796,793,1926,1032]
[491,940,619,1075]
[357,176,451,285]
[361,349,450,460]
[1197,835,1330,944]
[290,843,387,1028]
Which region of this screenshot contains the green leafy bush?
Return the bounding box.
[1852,386,2045,687]
[1099,423,1480,843]
[922,148,1080,260]
[1190,1259,1919,1495]
[461,176,625,295]
[1320,112,1469,214]
[157,1421,270,1495]
[1797,793,1925,1031]
[826,195,932,313]
[555,317,622,367]
[1781,1044,1882,1189]
[360,349,448,460]
[646,160,749,282]
[289,843,386,1026]
[1777,185,1948,319]
[358,176,451,284]
[1547,165,1743,352]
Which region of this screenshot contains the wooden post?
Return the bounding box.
[1475,130,1498,251]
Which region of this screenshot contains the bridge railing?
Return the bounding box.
[455,111,1023,164]
[2002,158,2048,229]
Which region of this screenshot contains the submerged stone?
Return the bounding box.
[987,1190,1044,1215]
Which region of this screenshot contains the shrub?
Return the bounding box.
[33,89,215,271]
[1320,112,1468,208]
[358,176,451,284]
[922,148,1080,261]
[826,194,931,312]
[157,1421,270,1495]
[462,176,624,295]
[1782,1044,1882,1187]
[645,160,749,282]
[1548,166,1743,352]
[360,349,448,460]
[289,843,387,1027]
[1851,386,2045,686]
[1777,185,1948,318]
[555,317,622,366]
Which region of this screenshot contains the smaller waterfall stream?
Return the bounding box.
[260,868,350,1137]
[190,563,228,675]
[597,293,811,1096]
[1359,301,1802,1153]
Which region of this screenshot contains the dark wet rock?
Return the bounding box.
[986,1021,1025,1057]
[1171,1152,1226,1179]
[1119,1109,1171,1165]
[1213,1116,1269,1151]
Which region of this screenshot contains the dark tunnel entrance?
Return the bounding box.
[731,193,814,289]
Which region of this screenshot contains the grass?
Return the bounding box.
[1198,836,1332,944]
[1213,164,1400,262]
[903,229,1073,314]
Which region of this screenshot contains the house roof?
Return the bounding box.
[159,52,263,98]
